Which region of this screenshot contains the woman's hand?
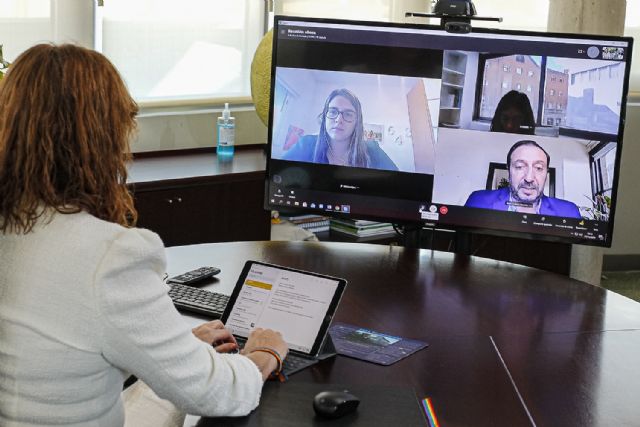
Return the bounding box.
[242,328,288,359]
[243,328,289,381]
[192,320,238,353]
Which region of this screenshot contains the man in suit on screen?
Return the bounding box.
[464,140,582,218]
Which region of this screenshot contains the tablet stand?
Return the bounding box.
[316,333,337,360]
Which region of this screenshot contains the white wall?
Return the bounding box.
[271,69,319,156]
[563,158,593,207]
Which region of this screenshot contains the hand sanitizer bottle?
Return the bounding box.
[216,102,235,158]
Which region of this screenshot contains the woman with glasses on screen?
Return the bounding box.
[283,88,398,171]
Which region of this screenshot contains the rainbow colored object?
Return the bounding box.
[421,397,440,427]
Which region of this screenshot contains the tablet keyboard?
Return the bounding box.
[167,283,229,319]
[233,337,318,376]
[281,353,319,376]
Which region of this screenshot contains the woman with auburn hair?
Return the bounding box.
[0,44,287,426]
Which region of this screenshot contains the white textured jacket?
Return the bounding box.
[0,211,262,426]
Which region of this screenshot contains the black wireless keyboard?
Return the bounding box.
[167,283,229,319]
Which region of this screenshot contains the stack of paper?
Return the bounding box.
[284,214,330,233]
[330,218,395,237]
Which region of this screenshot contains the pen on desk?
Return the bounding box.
[421,397,440,427]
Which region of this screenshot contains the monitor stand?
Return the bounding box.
[454,230,472,255]
[402,225,472,255]
[402,225,423,249]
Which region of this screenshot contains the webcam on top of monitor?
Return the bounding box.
[406,0,502,33]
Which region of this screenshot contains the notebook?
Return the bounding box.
[221,260,347,376]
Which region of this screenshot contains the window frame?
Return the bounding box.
[589,141,617,199]
[474,52,624,141]
[92,0,268,109]
[5,1,638,106]
[474,53,548,123]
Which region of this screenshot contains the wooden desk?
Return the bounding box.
[168,241,640,426]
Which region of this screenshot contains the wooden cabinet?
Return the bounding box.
[129,149,271,247]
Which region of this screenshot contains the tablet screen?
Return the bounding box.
[222,261,347,355]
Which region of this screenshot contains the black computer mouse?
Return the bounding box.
[312,390,360,419]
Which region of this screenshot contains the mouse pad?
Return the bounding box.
[328,322,429,366]
[197,382,426,426]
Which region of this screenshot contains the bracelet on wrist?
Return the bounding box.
[250,346,287,382]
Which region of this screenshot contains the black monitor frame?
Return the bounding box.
[264,15,634,247]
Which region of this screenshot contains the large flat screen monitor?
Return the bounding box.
[264,16,634,247]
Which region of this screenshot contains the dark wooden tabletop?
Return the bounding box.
[167,241,640,427]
